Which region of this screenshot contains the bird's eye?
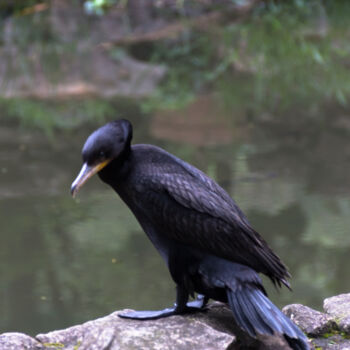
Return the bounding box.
[99,151,106,158]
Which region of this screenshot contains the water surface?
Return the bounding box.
[1,98,350,335]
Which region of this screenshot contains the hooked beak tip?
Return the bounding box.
[71,184,77,198]
[70,159,111,200]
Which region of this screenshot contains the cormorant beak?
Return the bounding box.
[71,160,110,198]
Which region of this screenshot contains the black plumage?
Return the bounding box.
[71,119,309,350]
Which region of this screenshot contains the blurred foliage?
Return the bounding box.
[84,0,119,15]
[0,1,46,18]
[217,0,350,113]
[2,0,350,132]
[145,0,350,116]
[1,99,113,137]
[0,98,141,138]
[142,32,216,112]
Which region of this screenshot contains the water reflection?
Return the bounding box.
[1,101,350,335]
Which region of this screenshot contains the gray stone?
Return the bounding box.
[36,306,235,350]
[324,293,350,334]
[283,303,336,336]
[312,334,350,350]
[8,294,350,349]
[0,332,42,350]
[0,303,298,350]
[339,316,350,334]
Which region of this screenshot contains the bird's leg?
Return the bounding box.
[118,287,207,320]
[186,294,209,309]
[175,286,208,310]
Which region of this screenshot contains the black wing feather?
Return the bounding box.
[135,146,290,287]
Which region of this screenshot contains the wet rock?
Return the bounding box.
[282,303,336,336]
[324,294,350,334]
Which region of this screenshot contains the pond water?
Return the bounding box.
[1,94,350,336]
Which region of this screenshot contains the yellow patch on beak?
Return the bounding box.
[71,159,110,198]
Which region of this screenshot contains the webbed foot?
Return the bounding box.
[118,295,208,320]
[118,307,176,320]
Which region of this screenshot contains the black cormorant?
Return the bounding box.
[71,119,309,350]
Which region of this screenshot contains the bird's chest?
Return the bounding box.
[113,178,169,249]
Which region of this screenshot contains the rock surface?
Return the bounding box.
[2,294,350,349]
[324,294,350,334]
[0,333,41,350]
[282,294,350,350]
[0,303,294,350]
[282,304,336,337]
[36,305,235,350]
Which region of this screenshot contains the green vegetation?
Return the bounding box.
[147,0,350,116]
[1,98,140,137]
[84,0,119,15]
[142,31,216,112]
[1,98,113,137]
[218,0,350,113]
[2,0,350,133]
[317,329,350,346]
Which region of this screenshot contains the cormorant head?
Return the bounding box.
[71,119,132,198]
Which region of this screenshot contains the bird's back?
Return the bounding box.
[115,144,290,288]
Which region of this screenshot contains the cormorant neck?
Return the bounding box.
[98,143,132,185]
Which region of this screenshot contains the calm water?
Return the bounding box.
[1,96,350,335]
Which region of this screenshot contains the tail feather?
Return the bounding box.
[227,291,256,336]
[197,256,309,350]
[227,287,309,350]
[259,293,300,338]
[252,291,296,337]
[244,289,279,334]
[236,290,274,335]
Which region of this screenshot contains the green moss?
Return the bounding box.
[321,332,334,338]
[42,342,65,349]
[320,329,350,340]
[340,332,350,340]
[73,341,82,350]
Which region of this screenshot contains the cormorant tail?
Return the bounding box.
[226,286,309,350]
